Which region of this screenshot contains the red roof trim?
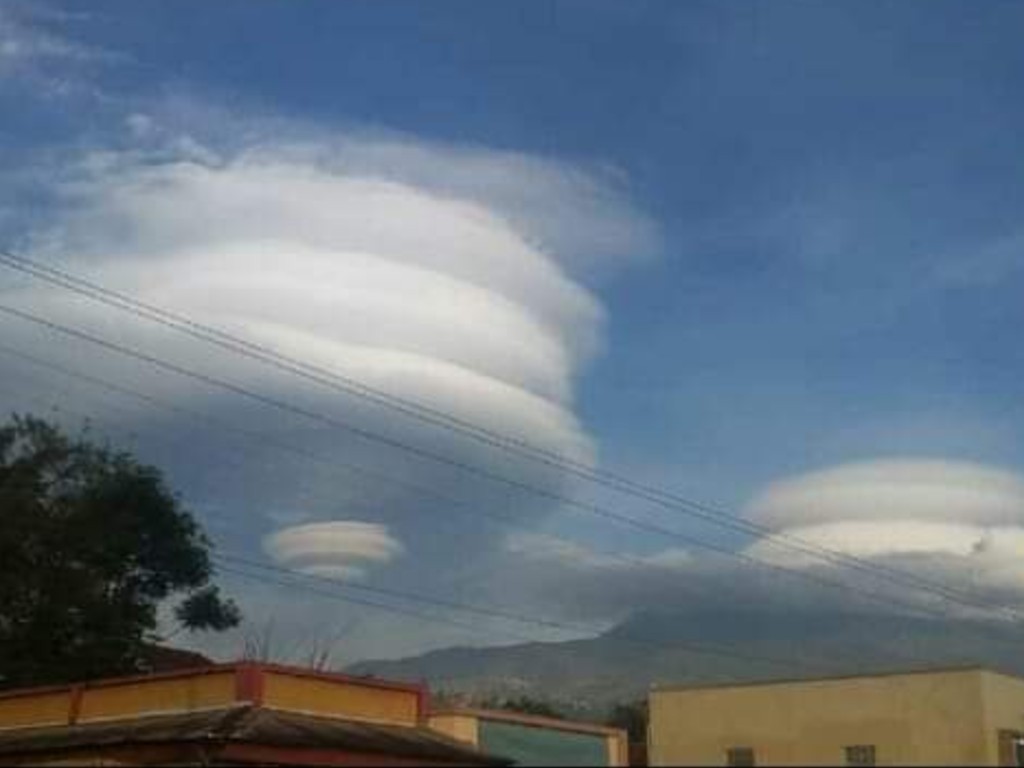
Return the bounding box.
[233,664,264,706]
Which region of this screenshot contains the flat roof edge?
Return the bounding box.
[650,664,1009,694]
[429,707,625,738]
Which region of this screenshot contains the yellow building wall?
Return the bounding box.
[0,691,72,729]
[429,714,480,746]
[262,670,418,726]
[77,672,236,722]
[978,671,1024,765]
[650,669,990,766]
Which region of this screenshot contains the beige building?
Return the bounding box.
[649,666,1024,766]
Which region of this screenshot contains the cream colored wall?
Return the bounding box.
[978,671,1024,765]
[429,714,480,746]
[606,729,629,766]
[650,670,990,766]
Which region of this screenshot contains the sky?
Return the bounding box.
[1,0,1024,664]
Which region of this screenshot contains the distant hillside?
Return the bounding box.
[345,608,1024,715]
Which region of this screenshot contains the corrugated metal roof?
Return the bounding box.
[0,705,510,765]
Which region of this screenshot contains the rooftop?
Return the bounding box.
[0,704,511,765]
[650,663,1019,694]
[430,706,626,738]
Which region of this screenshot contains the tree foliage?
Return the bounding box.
[0,414,240,688]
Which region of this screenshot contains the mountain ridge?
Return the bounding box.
[345,608,1024,715]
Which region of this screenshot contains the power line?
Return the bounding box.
[0,351,941,673]
[0,302,1000,625]
[0,248,1014,621]
[214,563,542,645]
[215,557,831,674]
[0,343,1000,672]
[215,552,940,671]
[0,342,868,623]
[0,363,929,673]
[219,552,600,635]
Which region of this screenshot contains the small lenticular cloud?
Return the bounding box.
[263,521,403,581]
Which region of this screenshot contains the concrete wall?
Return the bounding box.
[650,668,992,766]
[978,670,1024,765]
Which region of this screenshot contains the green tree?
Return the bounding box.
[0,414,240,688]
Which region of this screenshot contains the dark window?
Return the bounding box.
[844,745,876,766]
[726,746,756,767]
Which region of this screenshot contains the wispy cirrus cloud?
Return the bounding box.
[0,3,117,98]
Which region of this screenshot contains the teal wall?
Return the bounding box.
[478,719,608,766]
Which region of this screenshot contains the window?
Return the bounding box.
[726,746,755,767]
[844,745,876,767]
[998,730,1024,766]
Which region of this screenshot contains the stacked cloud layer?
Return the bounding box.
[498,459,1024,623]
[745,459,1024,598]
[0,125,657,589]
[263,521,403,582]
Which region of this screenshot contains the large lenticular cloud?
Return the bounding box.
[0,129,657,590]
[483,459,1024,624]
[743,459,1024,613]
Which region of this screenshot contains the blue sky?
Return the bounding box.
[2,1,1024,660]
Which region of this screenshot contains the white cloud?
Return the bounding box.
[13,145,607,466]
[739,459,1024,616]
[0,125,658,618]
[484,460,1024,625]
[505,532,690,572]
[0,4,115,96]
[264,521,403,582]
[746,519,987,563]
[747,459,1024,529]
